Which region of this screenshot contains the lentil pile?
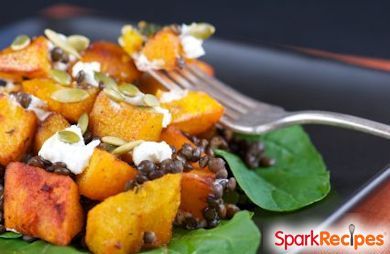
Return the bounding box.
[213,127,276,169]
[122,126,273,230]
[26,155,73,177]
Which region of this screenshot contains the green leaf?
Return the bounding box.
[0,239,88,254]
[0,231,22,239]
[215,126,330,212]
[0,211,259,254]
[143,211,260,254]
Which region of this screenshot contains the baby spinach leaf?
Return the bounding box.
[0,211,259,254]
[215,126,330,212]
[0,231,22,239]
[0,238,88,254]
[143,211,260,254]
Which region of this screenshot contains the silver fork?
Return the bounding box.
[149,65,390,139]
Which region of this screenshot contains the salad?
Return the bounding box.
[0,21,330,254]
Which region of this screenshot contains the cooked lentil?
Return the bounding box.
[14,92,31,108]
[143,231,156,244]
[225,204,240,219]
[51,47,68,63]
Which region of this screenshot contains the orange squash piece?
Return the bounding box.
[4,162,84,246]
[77,149,138,201]
[81,41,140,83]
[141,28,181,71]
[0,36,51,82]
[0,94,37,166]
[90,91,163,141]
[22,79,98,123]
[34,113,69,153]
[119,25,144,56]
[160,126,215,219]
[86,174,181,254]
[160,90,224,135]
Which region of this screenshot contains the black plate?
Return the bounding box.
[0,16,389,253]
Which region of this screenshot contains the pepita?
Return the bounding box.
[51,88,89,103]
[67,35,90,52]
[103,88,124,102]
[112,140,143,155]
[99,143,117,153]
[11,35,31,51]
[187,23,215,40]
[101,136,127,146]
[58,130,80,144]
[119,83,139,97]
[44,29,80,58]
[95,72,118,91]
[143,94,160,107]
[50,69,71,86]
[77,113,89,134]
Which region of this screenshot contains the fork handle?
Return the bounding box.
[258,110,390,139]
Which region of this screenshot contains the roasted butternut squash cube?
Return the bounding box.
[160,126,215,219]
[4,162,84,245]
[0,36,51,82]
[22,79,98,123]
[34,113,69,153]
[90,91,163,141]
[77,149,138,201]
[139,174,182,249]
[141,28,181,71]
[160,91,224,135]
[81,41,140,83]
[119,25,144,56]
[0,94,37,166]
[180,168,215,219]
[86,174,181,254]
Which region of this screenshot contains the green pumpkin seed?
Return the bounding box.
[95,72,118,91]
[11,35,31,51]
[51,88,89,103]
[187,23,215,40]
[112,140,143,155]
[119,83,139,97]
[50,69,71,86]
[99,143,117,152]
[44,29,80,58]
[77,113,89,134]
[67,35,90,52]
[143,94,160,107]
[103,88,124,102]
[58,130,80,144]
[101,136,127,146]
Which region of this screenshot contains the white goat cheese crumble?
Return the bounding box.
[132,53,165,71]
[72,61,101,87]
[39,125,100,174]
[27,95,51,121]
[180,24,205,59]
[132,141,173,166]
